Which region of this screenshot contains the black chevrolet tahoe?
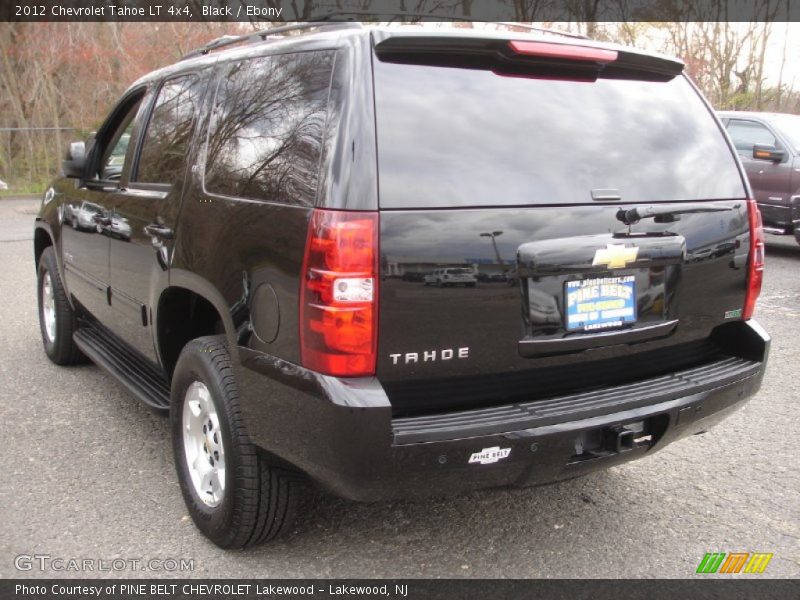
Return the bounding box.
[34,23,770,548]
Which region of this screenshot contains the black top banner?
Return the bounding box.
[3,0,800,22]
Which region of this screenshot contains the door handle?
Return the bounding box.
[144,223,174,240]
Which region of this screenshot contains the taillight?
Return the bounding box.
[299,209,378,377]
[508,40,618,63]
[743,199,765,320]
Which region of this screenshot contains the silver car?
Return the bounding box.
[70,201,103,231]
[424,267,478,287]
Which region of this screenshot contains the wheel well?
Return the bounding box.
[34,228,52,269]
[157,288,224,379]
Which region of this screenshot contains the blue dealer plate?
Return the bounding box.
[565,275,637,332]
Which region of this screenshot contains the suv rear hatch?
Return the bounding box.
[371,31,756,417]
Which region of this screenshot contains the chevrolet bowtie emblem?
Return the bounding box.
[592,244,639,269]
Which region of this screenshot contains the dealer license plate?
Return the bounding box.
[565,275,637,332]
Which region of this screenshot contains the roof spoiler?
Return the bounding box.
[373,33,684,82]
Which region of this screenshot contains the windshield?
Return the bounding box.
[374,60,746,208]
[768,115,800,152]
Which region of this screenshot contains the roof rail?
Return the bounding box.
[180,19,588,62]
[312,13,589,41]
[180,21,362,61]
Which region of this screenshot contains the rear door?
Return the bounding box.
[107,72,208,361]
[371,34,751,416]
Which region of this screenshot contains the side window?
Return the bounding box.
[204,50,334,206]
[726,120,778,156]
[94,96,143,181]
[107,125,132,168]
[135,74,203,185]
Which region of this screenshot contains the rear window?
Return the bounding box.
[374,60,746,208]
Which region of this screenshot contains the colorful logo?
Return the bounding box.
[696,552,773,574]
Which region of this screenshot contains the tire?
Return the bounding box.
[37,246,86,365]
[171,336,300,548]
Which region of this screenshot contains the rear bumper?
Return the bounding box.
[237,321,769,502]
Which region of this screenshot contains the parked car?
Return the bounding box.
[476,272,506,283]
[424,267,477,287]
[400,271,426,282]
[35,23,769,549]
[718,111,800,244]
[96,212,132,240]
[68,200,104,231]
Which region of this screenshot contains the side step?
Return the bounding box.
[74,321,170,412]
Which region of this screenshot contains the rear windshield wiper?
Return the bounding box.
[616,203,736,226]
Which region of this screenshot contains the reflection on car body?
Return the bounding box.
[526,287,560,326]
[424,267,477,287]
[68,201,104,231]
[96,213,132,240]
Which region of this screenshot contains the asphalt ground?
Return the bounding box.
[1,197,798,578]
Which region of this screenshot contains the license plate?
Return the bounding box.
[565,275,636,332]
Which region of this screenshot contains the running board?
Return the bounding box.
[73,321,170,412]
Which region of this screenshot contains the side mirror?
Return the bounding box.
[753,143,785,163]
[62,141,86,178]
